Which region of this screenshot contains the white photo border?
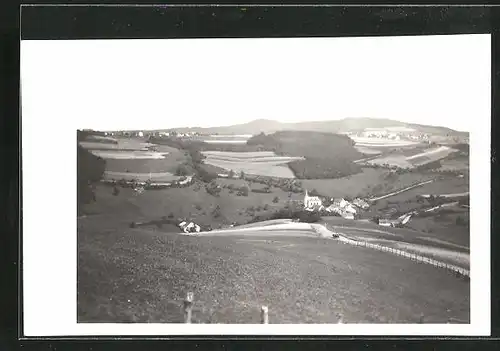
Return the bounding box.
[20,35,491,336]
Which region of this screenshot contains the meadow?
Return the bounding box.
[300,168,436,199]
[80,136,191,176]
[202,151,303,179]
[103,171,179,182]
[82,180,303,229]
[78,220,469,323]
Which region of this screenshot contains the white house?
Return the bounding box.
[304,190,322,209]
[332,198,348,208]
[344,204,357,214]
[353,198,370,209]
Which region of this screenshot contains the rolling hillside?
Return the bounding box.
[78,220,469,323]
[150,118,468,138]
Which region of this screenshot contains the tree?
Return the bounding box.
[175,164,190,176]
[212,205,222,218]
[240,171,246,179]
[77,145,105,208]
[272,196,279,203]
[228,169,235,178]
[112,186,120,196]
[238,186,249,197]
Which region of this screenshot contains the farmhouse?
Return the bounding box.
[179,221,201,233]
[353,198,370,209]
[303,190,322,210]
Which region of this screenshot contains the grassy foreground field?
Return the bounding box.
[78,221,469,323]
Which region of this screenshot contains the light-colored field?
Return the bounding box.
[80,138,154,150]
[80,142,128,150]
[365,146,459,169]
[202,151,302,178]
[406,146,457,166]
[89,150,168,160]
[202,151,283,158]
[352,137,421,148]
[366,155,413,168]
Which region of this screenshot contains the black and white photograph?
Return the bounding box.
[21,16,490,335]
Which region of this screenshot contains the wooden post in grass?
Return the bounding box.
[184,292,194,323]
[261,306,269,324]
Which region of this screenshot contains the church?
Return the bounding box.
[303,189,322,210]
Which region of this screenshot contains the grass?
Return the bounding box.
[104,145,189,174]
[350,137,422,148]
[88,150,168,160]
[78,222,469,323]
[300,168,435,199]
[82,182,302,229]
[322,216,469,253]
[103,171,180,182]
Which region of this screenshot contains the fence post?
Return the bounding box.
[184,292,194,323]
[261,306,269,324]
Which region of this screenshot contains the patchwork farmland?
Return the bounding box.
[77,119,470,325]
[79,135,191,181]
[202,151,303,178]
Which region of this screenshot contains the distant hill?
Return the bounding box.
[152,118,468,137]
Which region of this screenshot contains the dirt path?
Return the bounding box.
[369,179,435,202]
[185,222,469,274]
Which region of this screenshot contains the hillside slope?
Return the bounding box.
[152,118,468,137]
[78,223,469,323]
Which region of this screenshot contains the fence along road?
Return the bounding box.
[189,222,470,278]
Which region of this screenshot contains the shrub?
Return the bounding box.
[272,196,279,203]
[251,188,270,194]
[238,186,249,197]
[212,205,222,218]
[168,213,175,218]
[129,222,137,228]
[309,188,321,197]
[175,164,190,176]
[195,204,202,211]
[455,216,468,226]
[77,144,105,208]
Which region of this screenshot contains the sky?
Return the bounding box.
[21,34,490,132]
